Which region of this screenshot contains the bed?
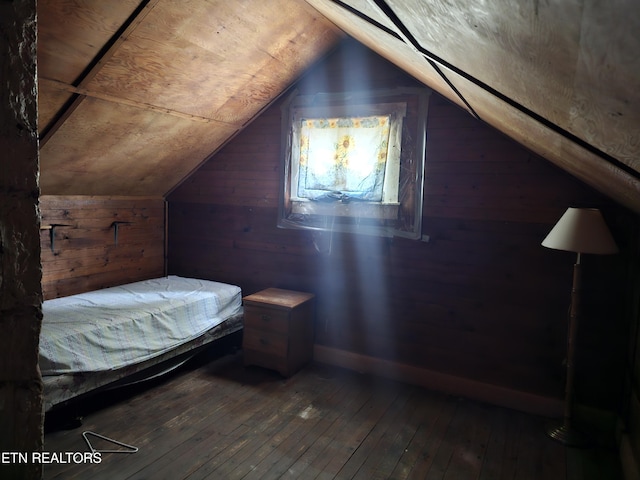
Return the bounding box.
[40,275,243,412]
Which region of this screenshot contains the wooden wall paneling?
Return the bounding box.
[618,213,640,477]
[168,203,320,294]
[424,95,613,223]
[167,41,630,416]
[40,195,166,299]
[623,390,640,478]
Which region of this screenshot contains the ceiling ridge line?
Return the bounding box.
[329,0,639,181]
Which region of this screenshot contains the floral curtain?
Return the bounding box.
[297,115,391,201]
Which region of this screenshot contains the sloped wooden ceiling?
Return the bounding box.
[37,0,344,196]
[303,0,640,213]
[38,0,640,214]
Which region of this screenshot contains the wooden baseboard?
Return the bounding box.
[313,344,563,418]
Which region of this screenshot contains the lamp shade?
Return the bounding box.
[542,208,619,254]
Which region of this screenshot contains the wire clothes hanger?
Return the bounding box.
[82,431,139,454]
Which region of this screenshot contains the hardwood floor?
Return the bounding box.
[43,350,622,480]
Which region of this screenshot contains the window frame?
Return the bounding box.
[278,87,430,239]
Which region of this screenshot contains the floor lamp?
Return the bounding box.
[541,207,619,446]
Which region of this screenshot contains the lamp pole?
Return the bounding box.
[547,252,587,446]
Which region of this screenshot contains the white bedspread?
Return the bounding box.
[40,276,242,375]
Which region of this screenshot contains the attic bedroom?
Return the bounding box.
[2,1,639,479]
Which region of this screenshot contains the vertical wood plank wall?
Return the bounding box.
[621,224,640,478]
[40,195,166,300]
[167,39,630,413]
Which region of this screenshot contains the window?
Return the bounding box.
[278,88,430,239]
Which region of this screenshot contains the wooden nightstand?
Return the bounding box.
[242,288,315,377]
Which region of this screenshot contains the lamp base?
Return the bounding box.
[545,421,589,447]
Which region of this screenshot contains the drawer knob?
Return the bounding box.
[261,314,271,322]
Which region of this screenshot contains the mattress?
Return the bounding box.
[42,312,243,412]
[40,276,242,376]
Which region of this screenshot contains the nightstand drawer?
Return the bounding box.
[243,329,288,356]
[244,305,289,334]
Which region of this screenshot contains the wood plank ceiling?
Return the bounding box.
[37,0,344,196]
[37,0,640,214]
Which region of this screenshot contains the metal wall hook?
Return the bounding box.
[110,221,132,246]
[41,224,72,252]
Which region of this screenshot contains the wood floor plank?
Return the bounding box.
[498,404,523,480]
[405,397,459,479]
[478,403,512,480]
[442,400,493,480]
[95,374,264,478]
[227,384,343,479]
[47,353,280,480]
[279,371,375,479]
[347,385,416,480]
[42,352,623,480]
[193,368,344,480]
[314,380,402,480]
[513,413,549,480]
[422,397,478,480]
[538,422,568,480]
[290,381,376,479]
[366,389,431,480]
[43,366,227,479]
[351,387,419,480]
[566,443,624,480]
[125,365,313,479]
[44,367,199,454]
[247,371,355,480]
[102,404,247,474]
[508,412,569,480]
[387,389,451,480]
